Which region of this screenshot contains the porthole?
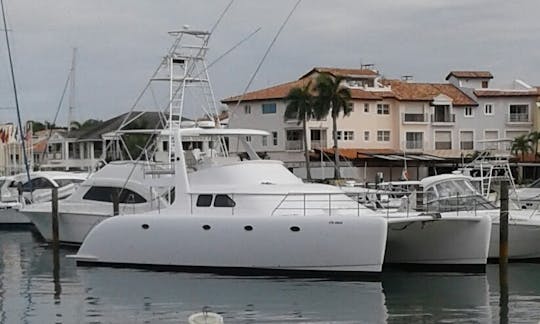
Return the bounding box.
[202,224,211,230]
[141,224,149,230]
[244,225,253,231]
[290,226,300,232]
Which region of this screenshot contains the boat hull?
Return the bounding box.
[72,212,388,276]
[0,204,29,224]
[489,220,540,259]
[384,212,492,270]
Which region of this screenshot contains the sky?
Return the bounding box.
[0,0,538,124]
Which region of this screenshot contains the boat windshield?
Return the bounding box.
[425,178,496,211]
[529,178,540,188]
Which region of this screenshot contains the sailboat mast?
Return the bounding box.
[0,0,31,183]
[67,48,77,131]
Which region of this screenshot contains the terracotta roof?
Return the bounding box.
[299,67,378,80]
[383,80,477,106]
[445,71,493,80]
[221,78,382,103]
[474,89,539,97]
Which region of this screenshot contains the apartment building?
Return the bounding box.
[222,67,539,180]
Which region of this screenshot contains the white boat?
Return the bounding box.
[0,171,87,224]
[19,161,171,244]
[512,179,540,210]
[408,173,540,260]
[70,128,388,277]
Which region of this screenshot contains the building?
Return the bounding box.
[222,67,539,181]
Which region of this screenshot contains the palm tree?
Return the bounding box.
[313,73,352,179]
[511,134,532,162]
[285,81,315,180]
[528,131,540,161]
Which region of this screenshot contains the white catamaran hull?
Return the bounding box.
[72,212,388,275]
[384,212,492,269]
[20,202,161,244]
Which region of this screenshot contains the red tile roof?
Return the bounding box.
[318,148,400,160]
[299,67,378,80]
[445,71,493,80]
[474,89,539,97]
[383,80,477,106]
[221,78,382,103]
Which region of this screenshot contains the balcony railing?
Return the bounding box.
[508,113,530,123]
[405,140,423,150]
[285,140,303,151]
[402,113,427,123]
[431,113,455,123]
[435,141,452,150]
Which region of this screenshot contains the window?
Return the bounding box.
[214,194,236,207]
[310,129,321,141]
[364,131,370,141]
[405,132,423,149]
[464,107,473,117]
[347,102,354,112]
[196,194,213,207]
[484,130,499,150]
[244,105,251,114]
[83,186,147,204]
[484,104,493,115]
[481,81,489,88]
[509,104,529,122]
[272,131,278,145]
[336,131,342,140]
[286,129,303,150]
[377,130,390,142]
[162,140,169,151]
[262,103,277,114]
[460,131,474,150]
[364,103,369,113]
[262,136,268,146]
[55,179,83,187]
[342,131,354,140]
[23,177,55,192]
[245,136,252,142]
[435,131,452,150]
[377,104,389,115]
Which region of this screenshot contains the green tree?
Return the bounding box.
[285,81,315,181]
[69,120,81,130]
[81,119,102,130]
[511,134,532,162]
[313,73,352,179]
[528,131,540,161]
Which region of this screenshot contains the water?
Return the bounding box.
[0,229,539,323]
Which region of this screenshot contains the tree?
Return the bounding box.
[69,120,81,130]
[528,131,540,161]
[81,119,102,130]
[511,134,532,162]
[285,81,315,181]
[313,73,352,179]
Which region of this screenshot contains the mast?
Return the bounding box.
[0,0,32,185]
[67,48,77,131]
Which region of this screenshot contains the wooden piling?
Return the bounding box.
[112,188,120,216]
[51,187,59,249]
[499,180,509,264]
[51,187,62,298]
[499,180,509,324]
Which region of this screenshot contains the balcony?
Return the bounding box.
[402,113,428,124]
[507,113,531,124]
[285,140,303,151]
[435,141,452,150]
[430,113,455,125]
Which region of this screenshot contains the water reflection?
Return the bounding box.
[2,229,540,323]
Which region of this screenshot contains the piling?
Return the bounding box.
[51,187,62,298]
[415,186,424,212]
[112,189,120,216]
[499,180,509,324]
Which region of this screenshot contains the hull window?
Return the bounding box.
[196,194,213,207]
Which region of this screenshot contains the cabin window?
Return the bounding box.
[55,179,83,187]
[83,186,147,204]
[23,177,54,192]
[214,194,236,207]
[196,194,213,207]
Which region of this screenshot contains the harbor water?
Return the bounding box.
[1,229,540,323]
